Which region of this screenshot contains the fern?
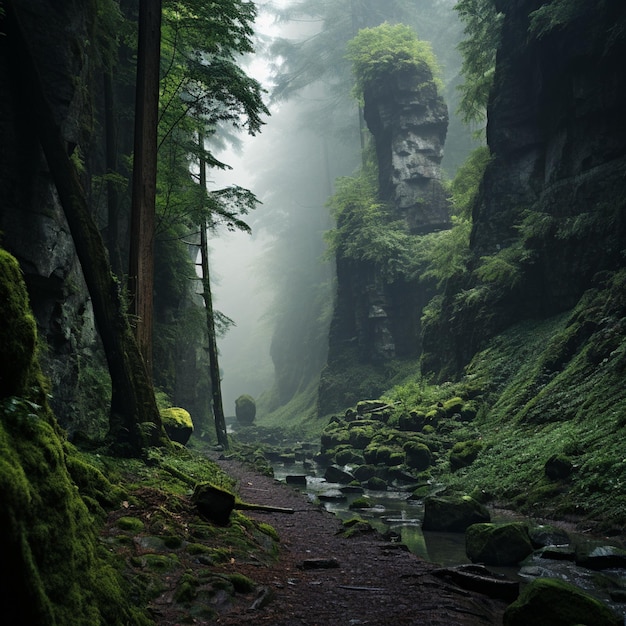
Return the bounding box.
[529,0,590,39]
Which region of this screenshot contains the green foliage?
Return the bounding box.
[417,146,490,289]
[325,166,425,282]
[528,0,590,39]
[455,0,503,126]
[346,23,442,98]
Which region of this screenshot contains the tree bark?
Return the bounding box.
[128,0,162,377]
[7,4,163,455]
[198,136,229,450]
[199,222,229,450]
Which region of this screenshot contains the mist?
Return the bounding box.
[206,0,472,419]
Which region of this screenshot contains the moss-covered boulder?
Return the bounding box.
[503,578,621,626]
[422,495,491,532]
[450,440,483,471]
[192,483,236,526]
[235,394,256,425]
[403,441,432,471]
[466,522,534,566]
[398,410,426,432]
[160,407,194,445]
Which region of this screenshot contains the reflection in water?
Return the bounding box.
[272,460,626,622]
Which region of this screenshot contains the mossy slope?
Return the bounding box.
[0,249,145,625]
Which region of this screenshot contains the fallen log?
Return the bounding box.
[235,502,295,514]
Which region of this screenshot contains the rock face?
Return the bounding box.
[364,65,450,234]
[423,0,626,378]
[0,1,97,432]
[319,62,450,414]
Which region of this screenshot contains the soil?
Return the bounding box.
[210,456,508,625]
[103,455,509,625]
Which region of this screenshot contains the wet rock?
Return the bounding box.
[324,465,356,484]
[298,558,340,570]
[575,544,626,570]
[422,495,490,532]
[466,522,534,566]
[285,475,307,486]
[432,564,519,602]
[503,578,622,626]
[528,523,571,548]
[544,454,574,480]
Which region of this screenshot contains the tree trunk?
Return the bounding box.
[198,137,229,450]
[128,0,161,377]
[103,71,124,278]
[7,4,163,455]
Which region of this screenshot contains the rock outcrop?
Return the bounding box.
[320,60,450,414]
[423,0,626,378]
[364,65,450,234]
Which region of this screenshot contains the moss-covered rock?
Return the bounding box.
[403,441,433,471]
[0,248,146,625]
[503,578,621,626]
[160,407,194,445]
[235,394,256,426]
[466,522,533,566]
[422,495,490,532]
[450,439,483,471]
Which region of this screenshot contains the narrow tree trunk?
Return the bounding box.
[128,0,161,377]
[8,4,163,455]
[103,71,124,278]
[199,223,229,450]
[198,137,229,449]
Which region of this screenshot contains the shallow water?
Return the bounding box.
[272,459,626,622]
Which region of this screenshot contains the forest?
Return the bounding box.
[1,0,626,624]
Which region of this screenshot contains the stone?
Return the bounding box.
[422,495,490,532]
[432,564,519,602]
[503,578,621,626]
[465,522,534,566]
[575,544,626,570]
[160,407,194,445]
[528,523,570,548]
[324,465,356,484]
[192,483,235,526]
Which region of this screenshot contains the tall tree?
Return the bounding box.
[7,3,163,455]
[128,0,162,376]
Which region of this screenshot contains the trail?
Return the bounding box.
[212,456,507,625]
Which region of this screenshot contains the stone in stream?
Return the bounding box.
[324,464,356,484]
[285,475,307,486]
[465,522,534,566]
[575,544,626,570]
[422,494,490,532]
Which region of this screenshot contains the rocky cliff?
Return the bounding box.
[0,1,99,433]
[423,0,626,378]
[319,62,450,414]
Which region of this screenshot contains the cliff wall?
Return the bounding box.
[423,0,626,378]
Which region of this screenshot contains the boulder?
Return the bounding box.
[422,495,490,532]
[503,578,621,626]
[192,483,235,526]
[466,522,534,566]
[528,523,570,548]
[575,544,626,570]
[160,407,194,445]
[324,465,356,484]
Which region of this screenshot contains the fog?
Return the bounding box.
[205,0,472,417]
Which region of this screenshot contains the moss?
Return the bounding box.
[449,440,483,471]
[160,407,193,430]
[226,573,256,593]
[0,248,144,625]
[235,394,256,425]
[117,516,145,533]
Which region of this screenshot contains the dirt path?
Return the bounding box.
[212,456,507,625]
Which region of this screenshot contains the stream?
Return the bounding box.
[271,457,626,623]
